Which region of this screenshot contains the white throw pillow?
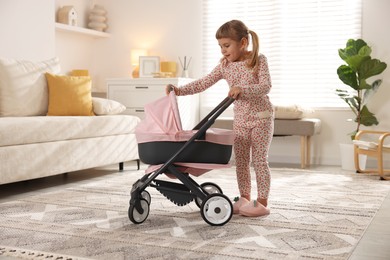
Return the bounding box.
[92,97,126,115]
[274,104,313,119]
[0,57,61,116]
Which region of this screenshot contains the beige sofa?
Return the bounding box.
[0,57,140,185]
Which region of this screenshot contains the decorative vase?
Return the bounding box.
[339,143,367,171]
[88,5,108,32]
[181,69,189,78]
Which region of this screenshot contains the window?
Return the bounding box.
[201,0,362,116]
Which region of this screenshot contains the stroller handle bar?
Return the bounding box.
[167,86,234,128]
[193,96,235,130]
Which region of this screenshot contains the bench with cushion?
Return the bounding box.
[273,118,321,168]
[212,105,321,168]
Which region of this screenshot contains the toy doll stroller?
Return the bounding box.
[129,91,235,226]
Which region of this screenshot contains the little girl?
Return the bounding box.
[166,20,274,217]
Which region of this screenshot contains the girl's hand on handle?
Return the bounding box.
[165,84,179,95]
[229,86,242,99]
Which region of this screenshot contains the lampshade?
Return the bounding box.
[160,61,176,72]
[160,61,177,77]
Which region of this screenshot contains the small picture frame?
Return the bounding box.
[139,56,160,77]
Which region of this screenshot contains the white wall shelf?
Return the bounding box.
[55,23,110,38]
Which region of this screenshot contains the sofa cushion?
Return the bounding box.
[0,115,141,147]
[0,57,60,116]
[92,97,126,115]
[45,73,94,116]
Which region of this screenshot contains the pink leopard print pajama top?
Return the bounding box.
[177,54,274,200]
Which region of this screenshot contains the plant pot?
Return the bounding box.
[339,143,367,171]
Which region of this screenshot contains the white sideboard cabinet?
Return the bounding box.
[107,78,199,130]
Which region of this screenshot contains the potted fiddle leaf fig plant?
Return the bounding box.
[336,38,387,140]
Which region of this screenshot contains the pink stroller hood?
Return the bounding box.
[135,92,234,145]
[136,91,182,136]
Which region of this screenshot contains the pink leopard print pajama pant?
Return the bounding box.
[233,117,274,200]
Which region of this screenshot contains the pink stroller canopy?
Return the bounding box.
[135,92,234,145]
[136,92,182,135]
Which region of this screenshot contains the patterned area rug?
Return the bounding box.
[0,167,389,260]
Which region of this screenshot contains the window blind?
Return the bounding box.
[201,0,362,116]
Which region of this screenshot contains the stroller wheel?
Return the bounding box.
[200,193,233,226]
[129,198,149,224]
[141,190,151,205]
[195,182,223,208]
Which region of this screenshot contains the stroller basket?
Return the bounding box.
[153,179,193,206]
[138,140,232,165]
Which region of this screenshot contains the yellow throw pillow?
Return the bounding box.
[45,73,94,116]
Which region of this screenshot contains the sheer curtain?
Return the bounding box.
[201,0,361,117]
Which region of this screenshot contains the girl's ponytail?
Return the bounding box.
[247,30,260,69]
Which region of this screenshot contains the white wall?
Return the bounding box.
[0,0,55,60]
[54,0,202,92]
[54,0,103,81]
[92,0,202,92]
[361,0,390,132]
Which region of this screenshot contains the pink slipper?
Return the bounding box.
[232,197,250,214]
[239,200,270,217]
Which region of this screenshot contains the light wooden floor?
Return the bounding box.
[0,161,389,260]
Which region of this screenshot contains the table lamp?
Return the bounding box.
[131,49,148,78]
[160,61,177,78]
